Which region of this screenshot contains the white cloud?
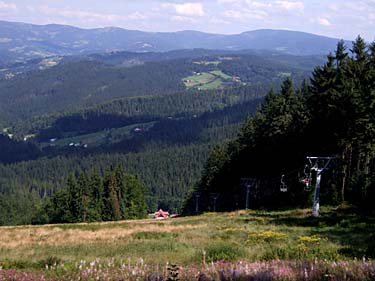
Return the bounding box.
[0,1,16,10]
[223,9,245,21]
[171,15,195,23]
[38,6,123,23]
[162,2,205,17]
[245,0,271,9]
[222,8,267,22]
[127,12,147,21]
[217,0,240,3]
[317,17,331,26]
[210,17,231,25]
[34,6,151,25]
[275,1,304,12]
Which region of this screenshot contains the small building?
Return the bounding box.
[154,209,169,219]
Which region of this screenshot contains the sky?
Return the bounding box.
[0,0,374,40]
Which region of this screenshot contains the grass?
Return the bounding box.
[41,121,155,148]
[199,79,223,90]
[278,72,292,78]
[1,206,375,279]
[193,60,220,66]
[183,72,216,88]
[183,69,235,90]
[210,70,232,80]
[183,71,226,90]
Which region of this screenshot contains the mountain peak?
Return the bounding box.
[0,20,349,64]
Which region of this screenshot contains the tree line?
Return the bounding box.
[0,49,322,225]
[33,166,148,224]
[184,37,375,213]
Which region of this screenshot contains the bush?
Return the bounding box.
[205,242,244,262]
[132,231,178,240]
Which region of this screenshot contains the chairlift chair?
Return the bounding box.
[300,164,312,191]
[302,177,311,191]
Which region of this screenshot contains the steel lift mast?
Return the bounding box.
[307,157,335,217]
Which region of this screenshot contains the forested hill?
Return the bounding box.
[0,51,321,134]
[0,20,348,64]
[184,37,375,214]
[0,42,324,226]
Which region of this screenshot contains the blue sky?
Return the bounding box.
[0,0,374,40]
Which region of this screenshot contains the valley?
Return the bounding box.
[0,40,322,225]
[0,15,375,280]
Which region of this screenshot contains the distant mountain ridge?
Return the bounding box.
[0,20,349,63]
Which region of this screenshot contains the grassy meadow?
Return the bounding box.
[1,206,375,280]
[182,69,234,90]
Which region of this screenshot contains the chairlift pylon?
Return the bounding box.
[280,174,288,192]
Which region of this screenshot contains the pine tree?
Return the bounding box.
[87,170,103,221]
[124,175,148,219]
[67,174,82,222]
[77,171,90,222]
[102,168,122,221]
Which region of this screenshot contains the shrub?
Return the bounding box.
[132,231,178,240]
[246,230,287,244]
[205,242,244,262]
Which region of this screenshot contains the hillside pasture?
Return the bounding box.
[182,70,233,90]
[0,206,374,280]
[183,72,217,88]
[193,60,220,66]
[210,70,232,80]
[41,121,156,148]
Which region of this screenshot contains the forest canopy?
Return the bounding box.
[184,37,375,214]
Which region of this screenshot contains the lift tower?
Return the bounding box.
[307,157,335,217]
[241,178,257,210]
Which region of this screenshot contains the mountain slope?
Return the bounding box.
[0,20,349,63]
[0,51,322,132]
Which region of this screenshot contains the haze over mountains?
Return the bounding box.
[0,20,349,64]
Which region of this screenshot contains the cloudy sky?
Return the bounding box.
[0,0,374,40]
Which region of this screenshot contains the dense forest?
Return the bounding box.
[0,48,324,225]
[184,37,375,213]
[33,166,147,224]
[0,51,319,134]
[0,97,261,225]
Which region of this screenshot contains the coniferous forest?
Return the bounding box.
[0,48,316,225]
[1,36,375,226]
[2,11,375,281]
[32,166,147,224]
[185,37,375,214]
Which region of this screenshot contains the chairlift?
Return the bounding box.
[300,164,312,191]
[280,174,288,192]
[302,177,311,191]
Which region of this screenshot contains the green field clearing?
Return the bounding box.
[210,70,232,80]
[199,79,223,90]
[183,72,216,88]
[278,72,292,78]
[183,69,235,91]
[193,60,220,66]
[43,121,155,148]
